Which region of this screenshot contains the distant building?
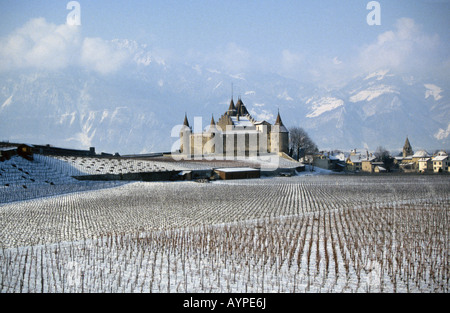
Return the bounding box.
[214,167,261,180]
[180,97,289,157]
[0,148,17,162]
[346,150,376,172]
[432,151,449,173]
[313,152,345,171]
[396,138,422,172]
[362,161,386,173]
[418,158,432,173]
[403,137,414,158]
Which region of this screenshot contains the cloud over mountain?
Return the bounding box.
[358,18,442,74]
[0,18,134,75]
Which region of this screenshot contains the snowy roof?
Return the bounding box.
[215,167,259,173]
[347,154,376,163]
[0,147,17,152]
[230,116,254,127]
[433,155,448,161]
[413,150,430,158]
[329,155,340,160]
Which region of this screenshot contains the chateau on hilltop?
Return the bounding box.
[180,98,289,157]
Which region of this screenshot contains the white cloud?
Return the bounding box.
[280,50,305,78]
[434,123,450,140]
[358,18,441,73]
[0,18,134,75]
[0,18,80,71]
[424,84,443,101]
[81,37,129,75]
[214,43,251,73]
[332,57,342,65]
[249,108,274,122]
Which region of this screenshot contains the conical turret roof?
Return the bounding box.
[403,136,413,157]
[228,99,236,111]
[183,114,190,127]
[404,137,411,149]
[274,111,289,133]
[236,97,249,116]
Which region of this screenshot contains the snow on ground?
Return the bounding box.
[350,85,399,102]
[0,155,123,203]
[306,97,344,118]
[0,174,448,293]
[53,155,186,174]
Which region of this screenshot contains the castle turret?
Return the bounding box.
[180,114,192,155]
[205,115,220,154]
[236,97,249,116]
[271,111,289,154]
[184,114,190,127]
[227,98,237,116]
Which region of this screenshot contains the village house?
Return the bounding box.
[432,151,449,173]
[313,152,345,171]
[394,138,448,173]
[395,137,416,172]
[418,157,433,173]
[346,150,376,172]
[362,160,387,173]
[395,138,432,173]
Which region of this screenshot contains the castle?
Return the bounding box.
[179,98,289,157]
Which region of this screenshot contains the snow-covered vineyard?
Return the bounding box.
[0,170,448,293]
[0,155,124,203]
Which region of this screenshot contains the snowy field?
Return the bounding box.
[0,155,125,203]
[0,171,449,293]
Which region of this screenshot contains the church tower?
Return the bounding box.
[403,137,413,158]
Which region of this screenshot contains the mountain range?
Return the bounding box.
[1,41,448,155]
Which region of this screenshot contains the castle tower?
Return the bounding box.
[204,115,219,154]
[403,137,413,158]
[270,111,289,154]
[180,114,192,155]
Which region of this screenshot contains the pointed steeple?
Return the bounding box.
[183,113,190,128]
[275,110,284,126]
[274,110,289,133]
[210,115,216,126]
[404,136,411,148]
[403,136,413,158]
[227,98,236,116]
[228,99,235,111]
[235,97,248,116]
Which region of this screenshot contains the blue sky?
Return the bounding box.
[1,0,449,85]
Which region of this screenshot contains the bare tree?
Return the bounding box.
[374,146,394,171]
[289,127,318,161]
